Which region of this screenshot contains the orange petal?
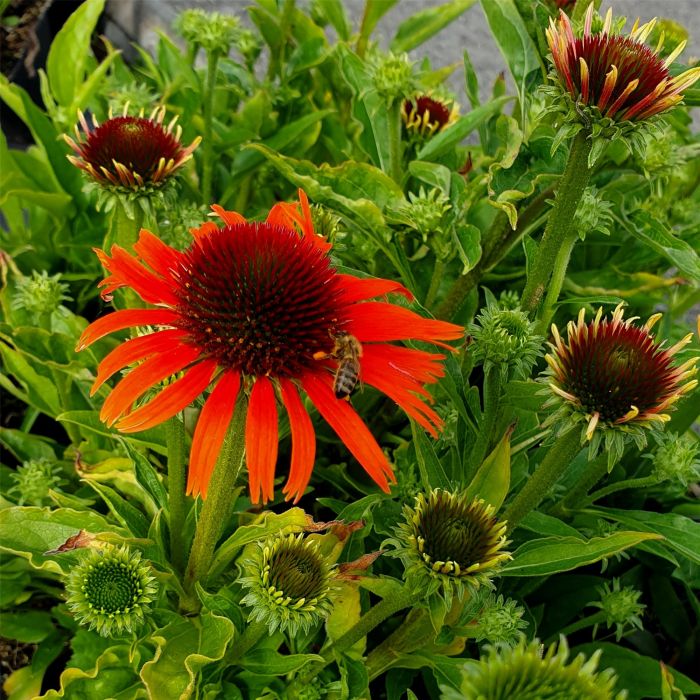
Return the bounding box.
[245,376,279,504]
[211,204,246,227]
[187,371,241,499]
[76,309,180,351]
[133,229,183,280]
[115,359,218,432]
[336,274,413,303]
[100,344,201,426]
[348,302,463,348]
[97,245,180,306]
[302,372,394,492]
[279,378,316,504]
[92,329,187,395]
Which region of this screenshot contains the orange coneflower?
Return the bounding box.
[547,4,700,122]
[77,191,463,504]
[64,106,200,190]
[542,305,697,457]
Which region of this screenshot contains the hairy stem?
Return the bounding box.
[503,427,582,531]
[536,229,578,335]
[387,98,403,183]
[425,259,445,310]
[166,417,188,574]
[201,51,219,206]
[521,129,592,314]
[469,365,502,477]
[549,453,608,518]
[584,475,661,507]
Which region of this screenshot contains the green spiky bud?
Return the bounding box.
[103,80,158,117]
[572,186,614,240]
[650,433,700,486]
[9,459,63,506]
[240,533,335,636]
[470,594,528,646]
[589,579,645,641]
[369,52,414,101]
[310,204,344,243]
[12,271,71,316]
[65,544,158,637]
[175,9,240,54]
[393,187,451,243]
[389,490,510,607]
[444,637,627,700]
[469,291,542,378]
[235,28,262,67]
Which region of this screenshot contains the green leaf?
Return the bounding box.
[452,223,482,274]
[572,643,700,700]
[84,481,150,538]
[465,425,512,510]
[519,511,581,538]
[0,342,61,416]
[123,442,168,512]
[412,420,451,490]
[209,507,309,578]
[479,0,543,124]
[140,613,235,700]
[39,645,143,699]
[1,611,55,643]
[624,211,700,282]
[501,531,663,577]
[359,0,398,41]
[241,649,323,675]
[408,161,451,194]
[391,0,477,52]
[46,0,105,107]
[589,507,700,565]
[416,96,513,161]
[0,427,58,463]
[57,411,167,455]
[316,0,351,40]
[0,506,123,574]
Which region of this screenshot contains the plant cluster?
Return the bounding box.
[1,0,699,698]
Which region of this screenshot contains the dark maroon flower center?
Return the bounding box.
[404,96,451,129]
[82,117,184,180]
[172,223,346,377]
[560,322,677,421]
[569,34,668,112]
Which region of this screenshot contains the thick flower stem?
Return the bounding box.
[536,229,578,336]
[425,259,445,309]
[105,199,143,250]
[387,99,403,184]
[549,452,608,518]
[166,417,188,574]
[521,129,593,315]
[201,50,219,206]
[584,475,661,507]
[226,620,267,664]
[503,427,582,532]
[469,365,502,477]
[181,394,248,612]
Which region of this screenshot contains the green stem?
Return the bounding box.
[226,620,267,663]
[546,611,606,644]
[425,259,445,310]
[584,475,661,506]
[502,427,582,531]
[166,417,188,574]
[105,199,143,250]
[521,129,592,314]
[356,0,374,58]
[535,229,578,335]
[234,173,253,216]
[387,98,403,183]
[20,407,39,433]
[201,50,219,206]
[549,452,608,519]
[469,365,502,477]
[181,392,248,612]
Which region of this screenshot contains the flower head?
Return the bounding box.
[469,594,528,646]
[589,579,645,641]
[12,270,71,316]
[390,489,510,605]
[446,637,627,700]
[9,459,64,506]
[403,95,455,138]
[240,533,335,636]
[175,8,241,54]
[64,107,200,192]
[77,191,462,504]
[543,305,697,461]
[547,5,700,123]
[65,544,157,637]
[649,432,700,488]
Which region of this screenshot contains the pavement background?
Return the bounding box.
[111,0,700,107]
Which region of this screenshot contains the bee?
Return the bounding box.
[313,332,363,400]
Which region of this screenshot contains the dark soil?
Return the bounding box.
[0,0,50,77]
[0,637,36,688]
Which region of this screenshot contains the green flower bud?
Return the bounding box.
[103,80,158,118]
[572,186,614,240]
[311,204,344,244]
[469,290,542,378]
[649,432,700,487]
[240,533,336,636]
[470,594,528,646]
[369,52,414,101]
[389,489,511,607]
[12,271,71,316]
[235,28,262,67]
[395,187,451,243]
[175,9,240,54]
[65,544,158,637]
[9,459,63,506]
[446,637,627,700]
[589,579,645,641]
